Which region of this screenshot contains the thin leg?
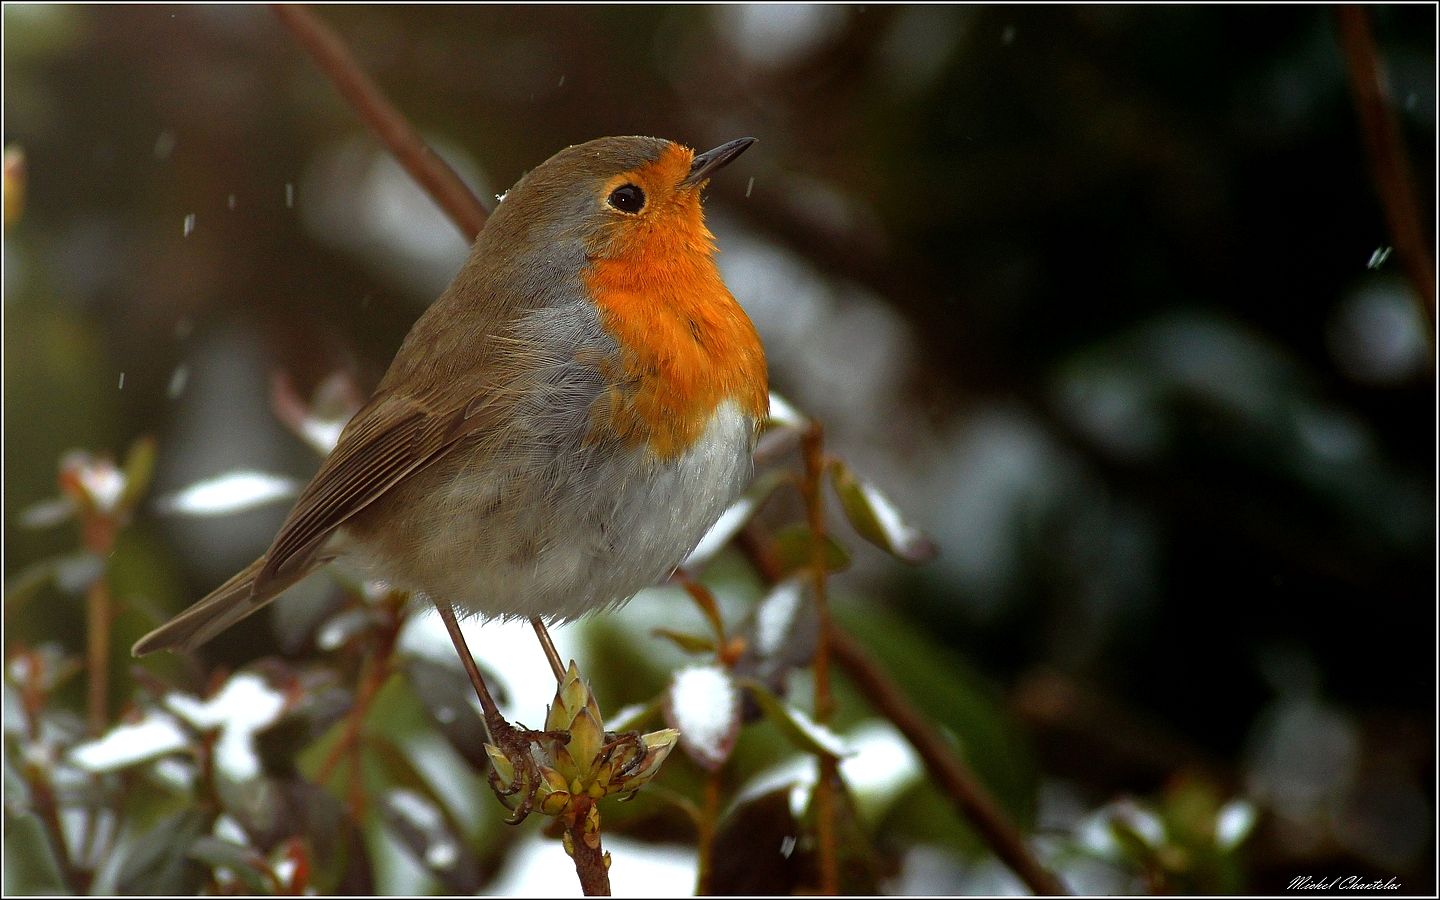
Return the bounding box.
[435,601,560,822]
[435,601,508,729]
[530,616,565,682]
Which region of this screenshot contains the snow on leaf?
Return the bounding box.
[741,679,849,759]
[753,578,804,657]
[765,391,807,431]
[387,789,461,871]
[829,460,938,563]
[682,470,786,572]
[164,672,287,782]
[1215,799,1257,850]
[63,453,125,513]
[69,714,189,773]
[665,665,741,770]
[17,497,75,529]
[155,470,300,517]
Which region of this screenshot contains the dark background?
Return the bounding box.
[5,4,1435,894]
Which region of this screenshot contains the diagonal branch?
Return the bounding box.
[1334,5,1435,336]
[829,628,1068,896]
[271,4,490,242]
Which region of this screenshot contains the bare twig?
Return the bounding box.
[695,771,722,895]
[270,4,489,242]
[829,628,1068,896]
[566,798,612,896]
[799,423,839,894]
[1335,5,1435,333]
[85,578,111,735]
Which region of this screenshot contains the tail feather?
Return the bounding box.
[131,557,311,656]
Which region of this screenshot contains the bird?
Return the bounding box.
[132,135,767,809]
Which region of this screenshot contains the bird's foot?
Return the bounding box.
[485,717,570,824]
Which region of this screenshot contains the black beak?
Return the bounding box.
[681,137,756,189]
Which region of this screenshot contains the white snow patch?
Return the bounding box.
[487,833,695,896]
[733,720,921,822]
[682,495,754,570]
[397,610,581,725]
[165,672,287,782]
[1215,799,1257,849]
[155,470,299,517]
[300,418,346,455]
[668,665,739,767]
[765,391,807,429]
[69,714,189,772]
[859,477,925,555]
[77,463,125,512]
[754,579,804,656]
[388,788,460,870]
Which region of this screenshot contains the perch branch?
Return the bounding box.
[271,4,490,242]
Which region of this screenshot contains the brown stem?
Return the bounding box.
[529,616,566,683]
[1334,5,1435,335]
[29,765,88,891]
[694,770,721,895]
[829,628,1068,896]
[316,602,402,815]
[567,799,612,896]
[270,4,490,243]
[799,423,839,894]
[85,578,110,735]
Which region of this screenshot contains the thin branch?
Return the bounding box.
[566,798,612,896]
[270,4,490,242]
[695,771,722,895]
[85,578,111,735]
[800,424,840,894]
[1334,5,1435,334]
[828,628,1068,896]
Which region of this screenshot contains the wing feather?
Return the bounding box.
[254,393,460,592]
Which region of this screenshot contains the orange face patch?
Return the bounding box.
[583,145,768,459]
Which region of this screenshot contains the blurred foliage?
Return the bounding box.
[4,4,1434,896]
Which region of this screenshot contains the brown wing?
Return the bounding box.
[252,390,465,594]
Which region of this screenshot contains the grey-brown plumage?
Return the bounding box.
[133,135,764,657]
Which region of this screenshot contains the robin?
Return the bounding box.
[133,135,766,809]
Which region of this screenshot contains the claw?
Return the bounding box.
[484,719,571,824]
[602,730,647,778]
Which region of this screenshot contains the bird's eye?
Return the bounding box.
[607,183,645,213]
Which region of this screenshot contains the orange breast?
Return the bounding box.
[583,220,767,459]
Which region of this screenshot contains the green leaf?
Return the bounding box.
[649,627,716,655]
[118,435,158,514]
[833,603,1039,854]
[770,524,851,576]
[379,786,484,894]
[401,656,493,772]
[2,813,69,895]
[709,788,812,894]
[683,469,790,573]
[116,808,209,894]
[828,459,937,564]
[740,678,846,760]
[188,836,276,894]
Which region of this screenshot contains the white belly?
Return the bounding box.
[347,399,755,621]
